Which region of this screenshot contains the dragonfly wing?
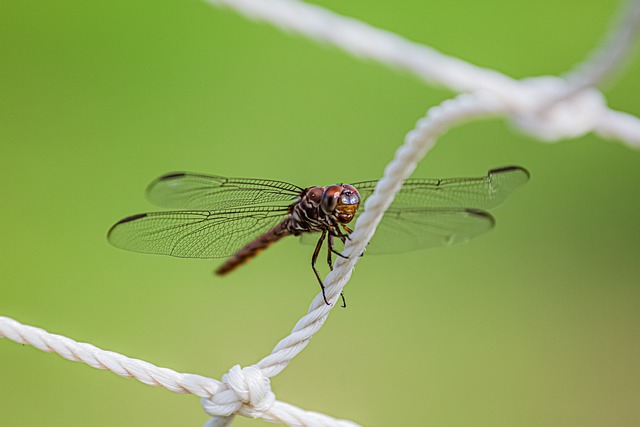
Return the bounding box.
[108,207,289,258]
[298,208,493,255]
[352,166,529,210]
[146,172,303,210]
[364,207,494,254]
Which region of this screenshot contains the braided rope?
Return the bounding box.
[2,1,639,426]
[206,0,640,146]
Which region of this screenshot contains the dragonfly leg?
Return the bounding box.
[338,225,364,257]
[326,234,334,271]
[339,292,347,308]
[335,225,351,242]
[312,231,330,305]
[328,230,348,259]
[328,233,348,309]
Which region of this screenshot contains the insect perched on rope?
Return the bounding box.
[108,166,529,304]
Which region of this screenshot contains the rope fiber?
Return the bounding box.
[2,1,639,426]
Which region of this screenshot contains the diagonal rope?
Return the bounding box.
[0,92,506,427]
[2,1,640,426]
[205,0,524,98]
[206,0,640,146]
[562,0,640,95]
[255,93,507,380]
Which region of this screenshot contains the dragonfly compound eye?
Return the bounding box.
[340,185,360,206]
[321,185,342,214]
[334,185,360,223]
[340,193,359,205]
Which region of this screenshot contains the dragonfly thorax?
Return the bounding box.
[287,184,361,234]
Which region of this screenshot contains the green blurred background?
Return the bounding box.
[1,0,639,426]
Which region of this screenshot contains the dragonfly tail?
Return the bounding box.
[215,221,290,276]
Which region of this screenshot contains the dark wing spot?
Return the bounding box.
[158,172,187,181]
[465,208,496,227]
[115,213,148,224]
[107,213,148,239]
[488,166,531,179]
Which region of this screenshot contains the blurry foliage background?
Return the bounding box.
[1,0,639,426]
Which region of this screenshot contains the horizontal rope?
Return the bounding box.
[3,1,640,426]
[0,316,223,396]
[0,316,359,426]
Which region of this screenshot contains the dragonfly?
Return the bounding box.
[108,166,529,304]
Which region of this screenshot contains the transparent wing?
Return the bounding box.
[107,207,289,258]
[364,208,494,254]
[146,172,303,210]
[300,166,526,254]
[299,208,494,254]
[351,166,529,210]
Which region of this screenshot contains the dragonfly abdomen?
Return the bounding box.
[215,220,291,276]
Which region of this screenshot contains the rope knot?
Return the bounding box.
[201,365,275,419]
[509,76,607,141]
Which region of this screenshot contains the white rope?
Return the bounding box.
[2,1,640,426]
[205,0,522,97]
[0,94,502,427]
[254,93,507,382]
[0,316,359,427]
[206,0,640,146]
[0,316,223,396]
[562,0,640,96]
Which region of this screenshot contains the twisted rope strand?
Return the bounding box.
[562,0,640,95]
[263,401,362,427]
[0,316,360,426]
[2,0,640,426]
[255,93,507,381]
[0,316,223,397]
[0,93,505,427]
[204,400,362,427]
[205,0,640,146]
[205,0,524,97]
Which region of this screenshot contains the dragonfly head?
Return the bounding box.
[321,184,360,223]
